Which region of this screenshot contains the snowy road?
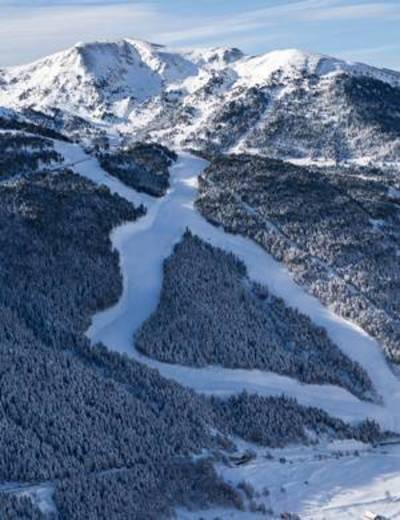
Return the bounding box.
[59,143,400,433]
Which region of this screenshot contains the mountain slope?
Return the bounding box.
[1,131,388,519]
[1,39,400,162]
[197,154,400,363]
[0,39,240,120]
[183,48,400,161]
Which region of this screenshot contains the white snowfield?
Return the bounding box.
[57,142,400,435]
[209,440,400,520]
[57,143,400,518]
[3,39,400,118]
[3,38,400,166]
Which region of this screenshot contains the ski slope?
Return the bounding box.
[58,142,400,518]
[57,142,400,434]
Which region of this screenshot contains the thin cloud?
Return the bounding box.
[158,0,329,44]
[157,0,400,46]
[0,0,133,4]
[304,2,400,21]
[336,43,400,69]
[338,44,400,58]
[0,3,163,66]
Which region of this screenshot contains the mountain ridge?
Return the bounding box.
[1,38,400,161]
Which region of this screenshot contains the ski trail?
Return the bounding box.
[60,142,400,432]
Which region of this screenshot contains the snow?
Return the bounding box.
[53,141,155,209]
[0,481,57,515]
[388,186,400,201]
[0,38,206,116]
[54,142,400,435]
[183,46,243,69]
[2,38,400,169]
[49,142,400,518]
[0,107,16,119]
[229,83,290,154]
[233,48,317,85]
[176,440,400,518]
[233,47,400,88]
[3,38,400,518]
[215,440,400,519]
[2,38,400,139]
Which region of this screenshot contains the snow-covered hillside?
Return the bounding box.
[2,37,400,518]
[0,39,241,120]
[65,143,400,518]
[1,38,400,162]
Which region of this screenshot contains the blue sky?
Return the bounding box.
[1,0,400,69]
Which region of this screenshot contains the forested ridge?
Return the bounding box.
[137,231,375,401]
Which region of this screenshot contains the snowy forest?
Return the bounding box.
[0,129,387,518]
[136,231,375,401]
[98,142,177,197]
[186,72,400,163]
[197,154,400,363]
[0,132,62,179]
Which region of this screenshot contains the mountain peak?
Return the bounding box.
[184,46,244,67]
[233,47,400,87]
[1,38,400,160]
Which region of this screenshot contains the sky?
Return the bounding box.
[1,0,400,69]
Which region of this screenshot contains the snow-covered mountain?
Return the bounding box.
[1,38,400,162]
[0,39,241,121]
[3,37,400,519]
